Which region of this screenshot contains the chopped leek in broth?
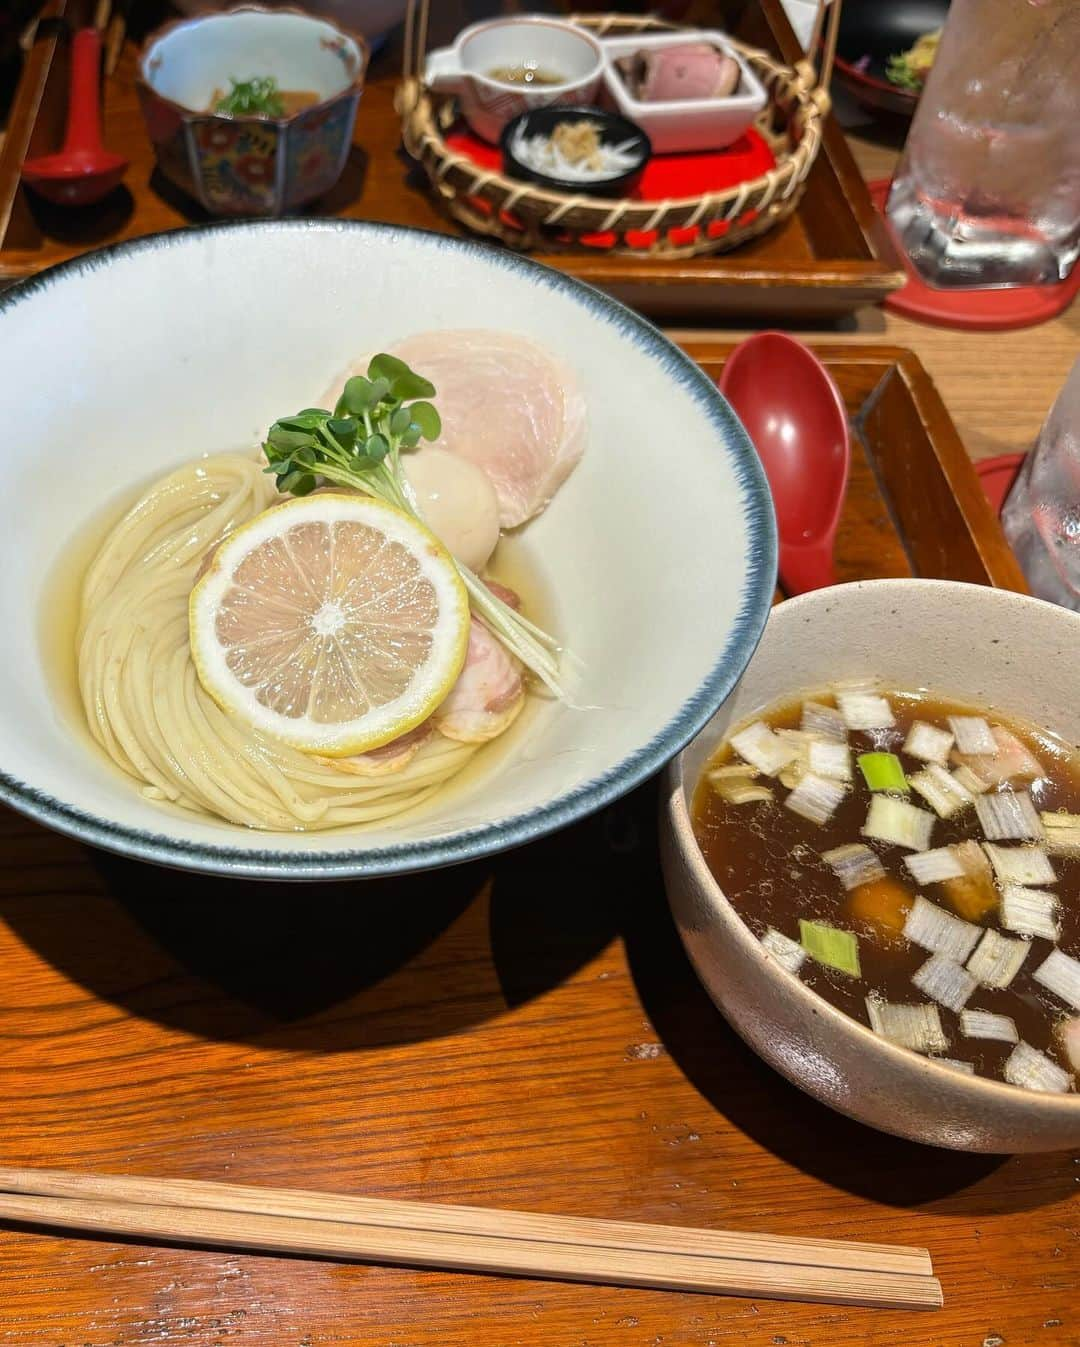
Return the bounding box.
[210,78,320,117]
[691,688,1080,1092]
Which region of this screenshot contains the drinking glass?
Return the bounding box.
[887,0,1080,289]
[1001,357,1080,610]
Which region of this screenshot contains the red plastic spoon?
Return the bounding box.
[719,331,850,595]
[22,28,127,205]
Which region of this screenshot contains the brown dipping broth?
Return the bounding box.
[487,65,565,85]
[691,691,1080,1082]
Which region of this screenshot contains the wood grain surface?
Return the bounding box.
[675,302,1080,464]
[0,0,69,249]
[1,349,1075,1347]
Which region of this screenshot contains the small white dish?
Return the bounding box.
[170,0,408,50]
[0,221,774,880]
[599,30,767,154]
[425,15,604,144]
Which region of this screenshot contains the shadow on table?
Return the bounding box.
[617,789,1077,1216]
[22,184,135,245]
[4,783,1075,1216]
[0,797,622,1053]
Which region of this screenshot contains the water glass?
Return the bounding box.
[887,0,1080,289]
[1001,358,1080,610]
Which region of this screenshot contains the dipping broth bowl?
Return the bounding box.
[137,6,368,216]
[661,579,1080,1153]
[425,16,604,144]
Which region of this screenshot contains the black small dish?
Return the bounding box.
[500,106,651,199]
[834,0,950,119]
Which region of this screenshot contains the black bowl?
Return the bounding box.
[835,0,950,118]
[500,106,651,199]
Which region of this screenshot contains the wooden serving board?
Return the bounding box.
[741,341,1030,595]
[1,345,1068,1347]
[0,0,905,319]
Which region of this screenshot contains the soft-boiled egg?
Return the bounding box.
[402,447,501,573]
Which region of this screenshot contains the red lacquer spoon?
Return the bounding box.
[720,331,851,595]
[22,27,127,205]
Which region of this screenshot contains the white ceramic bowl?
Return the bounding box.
[599,31,767,154]
[662,579,1080,1152]
[171,0,408,49]
[0,221,774,881]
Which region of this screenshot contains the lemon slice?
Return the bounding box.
[189,493,470,756]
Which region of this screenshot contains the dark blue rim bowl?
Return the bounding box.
[0,218,776,880]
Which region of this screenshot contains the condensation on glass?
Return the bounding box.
[887,0,1080,289]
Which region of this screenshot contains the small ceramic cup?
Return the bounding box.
[137,5,368,216]
[425,16,603,144]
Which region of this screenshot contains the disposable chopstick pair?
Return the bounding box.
[0,1167,942,1310]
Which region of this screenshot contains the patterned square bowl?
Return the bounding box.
[137,5,368,216]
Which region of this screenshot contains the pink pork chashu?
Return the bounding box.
[952,726,1047,787]
[617,43,740,102]
[389,330,587,530]
[434,613,524,745]
[312,721,435,777]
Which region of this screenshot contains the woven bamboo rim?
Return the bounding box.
[399,3,840,258]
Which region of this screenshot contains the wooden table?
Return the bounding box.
[1,18,1078,1347]
[3,795,1079,1346]
[3,791,1078,1347]
[0,345,1075,1347]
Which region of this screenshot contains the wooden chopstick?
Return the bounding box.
[0,1168,942,1309]
[0,1192,942,1309]
[104,0,129,77]
[0,1166,932,1276]
[104,16,124,75]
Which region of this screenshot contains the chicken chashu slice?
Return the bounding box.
[389,329,587,529]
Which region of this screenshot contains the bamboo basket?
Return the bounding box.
[398,2,841,259]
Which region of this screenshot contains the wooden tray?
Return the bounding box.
[0,0,906,319]
[0,346,1063,1347]
[739,340,1029,595]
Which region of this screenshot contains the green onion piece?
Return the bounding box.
[857,752,909,793]
[1003,1041,1072,1094]
[866,997,948,1053]
[1041,810,1080,856]
[1032,948,1080,1011]
[215,75,285,117]
[799,919,861,977]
